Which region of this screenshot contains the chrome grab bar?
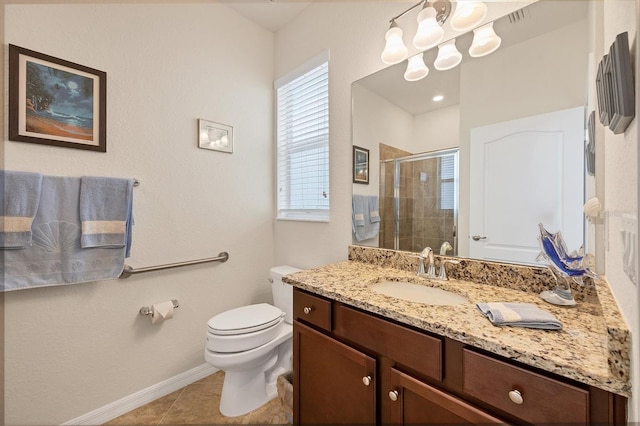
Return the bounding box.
[120,251,229,279]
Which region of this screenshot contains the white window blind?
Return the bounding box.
[275,51,330,222]
[440,155,455,210]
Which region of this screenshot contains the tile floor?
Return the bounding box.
[105,371,290,425]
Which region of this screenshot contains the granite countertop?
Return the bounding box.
[283,259,631,397]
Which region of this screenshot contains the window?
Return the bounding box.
[440,154,455,210]
[275,51,329,222]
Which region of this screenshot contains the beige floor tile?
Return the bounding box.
[158,384,242,425]
[104,389,184,425]
[247,397,289,425]
[104,372,289,425]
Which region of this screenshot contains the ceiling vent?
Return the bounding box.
[507,8,528,24]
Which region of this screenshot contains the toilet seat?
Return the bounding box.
[207,303,284,336]
[206,303,285,353]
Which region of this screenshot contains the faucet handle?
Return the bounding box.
[438,259,460,281]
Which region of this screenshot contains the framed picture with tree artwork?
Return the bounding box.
[9,44,107,152]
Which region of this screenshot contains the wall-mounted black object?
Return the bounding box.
[586,110,595,176]
[596,32,635,134]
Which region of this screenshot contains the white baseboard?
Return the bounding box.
[62,363,218,425]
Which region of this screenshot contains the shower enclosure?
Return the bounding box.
[379,148,459,254]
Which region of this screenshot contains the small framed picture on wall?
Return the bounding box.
[353,145,369,184]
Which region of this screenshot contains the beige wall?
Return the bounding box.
[598,0,640,420]
[3,3,275,424]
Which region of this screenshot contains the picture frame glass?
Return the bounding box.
[198,119,233,153]
[9,45,107,152]
[353,146,369,184]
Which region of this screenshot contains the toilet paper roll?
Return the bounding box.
[152,301,174,324]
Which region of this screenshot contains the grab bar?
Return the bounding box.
[120,252,229,278]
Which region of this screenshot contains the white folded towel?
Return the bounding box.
[477,302,562,330]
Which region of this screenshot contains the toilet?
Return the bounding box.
[204,265,300,417]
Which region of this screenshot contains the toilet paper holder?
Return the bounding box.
[139,299,180,316]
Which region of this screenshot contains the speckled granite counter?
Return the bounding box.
[283,248,631,397]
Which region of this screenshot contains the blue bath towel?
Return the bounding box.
[476,302,562,330]
[352,195,380,242]
[352,195,366,228]
[80,176,134,251]
[368,195,380,223]
[2,175,128,292]
[0,170,43,249]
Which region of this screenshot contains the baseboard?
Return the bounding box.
[62,363,218,425]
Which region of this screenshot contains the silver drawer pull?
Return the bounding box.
[362,376,372,386]
[303,306,313,314]
[389,390,399,401]
[508,389,524,405]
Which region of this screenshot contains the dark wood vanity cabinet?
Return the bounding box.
[293,288,627,425]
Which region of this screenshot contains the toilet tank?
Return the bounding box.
[270,265,301,324]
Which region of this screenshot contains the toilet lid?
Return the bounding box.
[207,303,284,336]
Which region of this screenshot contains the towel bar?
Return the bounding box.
[120,252,229,278]
[139,299,179,316]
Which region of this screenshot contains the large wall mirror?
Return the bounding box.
[351,0,590,265]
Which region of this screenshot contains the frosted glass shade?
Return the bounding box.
[450,0,487,31]
[469,22,501,57]
[404,53,429,81]
[413,6,444,50]
[434,39,462,71]
[381,24,409,65]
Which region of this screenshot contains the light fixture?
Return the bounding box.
[434,39,462,71]
[469,22,501,57]
[413,4,444,50]
[379,0,496,77]
[404,53,429,81]
[381,19,409,65]
[450,0,487,31]
[433,95,444,102]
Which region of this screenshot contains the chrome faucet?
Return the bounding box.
[417,247,436,278]
[439,241,453,255]
[437,258,460,281]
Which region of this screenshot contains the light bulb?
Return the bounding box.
[434,39,462,71]
[450,0,487,31]
[413,6,444,50]
[469,22,501,57]
[381,21,408,65]
[404,53,429,81]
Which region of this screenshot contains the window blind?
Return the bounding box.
[276,52,329,221]
[440,155,455,210]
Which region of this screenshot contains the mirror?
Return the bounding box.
[351,0,589,264]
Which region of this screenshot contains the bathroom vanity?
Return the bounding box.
[286,247,630,425]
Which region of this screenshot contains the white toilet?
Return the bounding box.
[204,265,300,417]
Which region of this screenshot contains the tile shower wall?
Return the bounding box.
[409,157,455,253]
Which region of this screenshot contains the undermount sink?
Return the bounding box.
[371,280,468,306]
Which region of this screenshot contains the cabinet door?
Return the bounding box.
[388,367,505,425]
[294,321,376,425]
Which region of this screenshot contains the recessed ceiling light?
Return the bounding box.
[433,95,444,102]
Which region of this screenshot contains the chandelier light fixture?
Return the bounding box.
[381,19,409,65]
[380,0,499,82]
[404,53,430,81]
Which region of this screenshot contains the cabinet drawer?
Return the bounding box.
[463,349,589,424]
[335,304,442,382]
[293,289,331,331]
